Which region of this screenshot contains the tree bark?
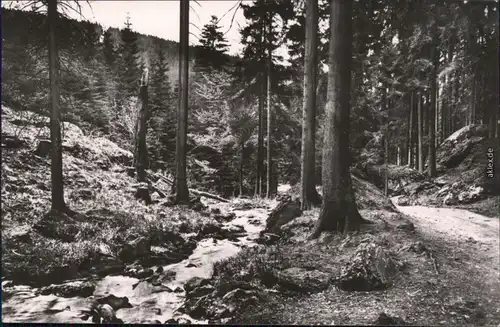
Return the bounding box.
[47,0,66,212]
[266,19,273,198]
[384,130,389,196]
[175,0,190,203]
[417,92,424,173]
[256,22,266,197]
[310,0,364,239]
[300,0,321,210]
[239,142,244,197]
[428,17,438,177]
[408,92,414,167]
[134,69,149,183]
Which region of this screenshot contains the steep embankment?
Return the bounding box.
[362,125,500,217]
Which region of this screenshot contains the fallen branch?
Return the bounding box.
[428,251,439,275]
[149,173,229,203]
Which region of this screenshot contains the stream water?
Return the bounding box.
[2,198,277,324]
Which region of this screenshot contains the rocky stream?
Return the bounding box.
[2,197,278,324]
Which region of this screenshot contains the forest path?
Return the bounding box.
[393,197,500,325]
[393,197,499,271]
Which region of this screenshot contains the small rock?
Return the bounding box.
[184,277,211,294]
[69,188,94,201]
[96,294,133,311]
[185,262,197,268]
[396,222,415,232]
[188,284,215,298]
[374,312,407,325]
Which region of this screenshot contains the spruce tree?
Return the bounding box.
[196,15,229,70]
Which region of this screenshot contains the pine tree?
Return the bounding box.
[119,15,141,98]
[148,42,176,170]
[196,15,229,70]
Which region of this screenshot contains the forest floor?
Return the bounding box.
[2,104,499,325]
[222,200,499,326]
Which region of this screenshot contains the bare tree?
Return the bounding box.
[134,68,149,183]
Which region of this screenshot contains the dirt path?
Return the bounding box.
[393,197,500,326]
[393,197,499,269]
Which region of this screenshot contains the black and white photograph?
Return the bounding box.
[1,0,499,324]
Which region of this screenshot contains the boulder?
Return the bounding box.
[187,284,215,299]
[265,199,302,233]
[274,267,333,294]
[214,212,236,222]
[118,236,151,263]
[134,183,152,205]
[95,294,133,311]
[374,312,407,325]
[35,139,52,157]
[337,242,397,291]
[38,280,95,297]
[184,277,211,294]
[189,196,207,212]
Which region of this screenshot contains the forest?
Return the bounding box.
[1,0,499,325]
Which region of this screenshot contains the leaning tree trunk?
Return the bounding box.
[300,0,321,210]
[310,0,364,239]
[428,17,438,177]
[134,69,150,182]
[174,0,190,203]
[47,0,66,212]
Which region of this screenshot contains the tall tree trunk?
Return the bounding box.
[300,0,321,209]
[175,0,190,203]
[48,0,66,212]
[384,129,389,196]
[266,20,273,198]
[417,92,424,173]
[428,17,438,177]
[256,73,265,197]
[134,69,150,183]
[408,92,414,167]
[240,142,244,196]
[310,0,364,239]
